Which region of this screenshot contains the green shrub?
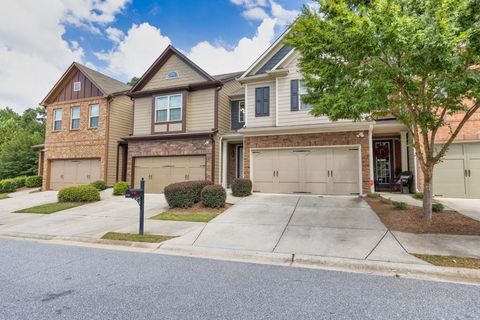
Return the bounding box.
[393,201,407,210]
[90,180,107,191]
[58,185,100,202]
[414,192,424,199]
[231,178,252,197]
[0,179,16,193]
[164,180,212,208]
[113,181,130,196]
[12,176,27,189]
[201,184,226,208]
[432,203,445,213]
[25,176,42,188]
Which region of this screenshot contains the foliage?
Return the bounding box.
[201,184,227,208]
[113,181,130,196]
[0,107,45,179]
[90,180,107,191]
[231,178,252,197]
[287,0,480,219]
[25,176,42,188]
[0,179,16,193]
[127,77,140,86]
[150,212,218,223]
[12,176,27,189]
[432,203,445,213]
[164,180,212,208]
[393,201,407,210]
[58,185,100,202]
[414,192,424,199]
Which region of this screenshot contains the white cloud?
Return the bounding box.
[106,26,125,43]
[96,23,171,79]
[232,0,298,26]
[242,7,269,21]
[0,0,129,111]
[269,0,298,26]
[230,0,268,8]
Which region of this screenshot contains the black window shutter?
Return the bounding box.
[291,79,299,111]
[255,88,262,116]
[263,87,269,116]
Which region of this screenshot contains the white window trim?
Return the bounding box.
[89,104,100,128]
[70,106,80,129]
[154,94,183,123]
[53,108,62,131]
[299,80,311,110]
[166,71,179,79]
[73,81,81,92]
[238,101,245,123]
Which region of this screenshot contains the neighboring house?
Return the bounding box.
[38,62,133,190]
[123,45,242,193]
[219,30,416,197]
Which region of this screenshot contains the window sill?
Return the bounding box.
[69,128,80,131]
[88,127,98,130]
[255,114,270,117]
[154,120,182,124]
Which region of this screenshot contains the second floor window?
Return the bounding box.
[70,107,80,129]
[155,94,182,122]
[299,80,311,110]
[53,109,62,131]
[239,101,245,123]
[89,104,99,128]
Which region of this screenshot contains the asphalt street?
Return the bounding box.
[0,238,478,320]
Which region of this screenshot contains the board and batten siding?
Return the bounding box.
[246,81,276,128]
[186,88,215,131]
[106,94,133,185]
[218,80,242,134]
[133,97,152,135]
[140,55,205,91]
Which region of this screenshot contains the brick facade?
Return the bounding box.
[243,131,371,194]
[126,136,214,186]
[42,98,109,190]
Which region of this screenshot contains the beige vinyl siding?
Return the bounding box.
[133,97,152,135]
[106,95,133,185]
[186,88,215,131]
[214,135,220,184]
[141,55,205,91]
[277,54,331,127]
[246,81,276,128]
[218,80,242,134]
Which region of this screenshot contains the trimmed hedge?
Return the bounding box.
[113,181,130,196]
[201,184,226,208]
[12,176,27,189]
[58,185,100,202]
[432,203,445,213]
[164,180,213,208]
[231,178,252,197]
[25,176,42,188]
[90,180,107,191]
[0,179,16,193]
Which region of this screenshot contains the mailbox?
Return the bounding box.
[125,188,144,199]
[125,178,146,235]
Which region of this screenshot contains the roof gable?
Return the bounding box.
[130,45,217,93]
[255,45,293,75]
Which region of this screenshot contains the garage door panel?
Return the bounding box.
[466,143,480,197]
[304,150,328,183]
[433,158,466,197]
[331,149,358,184]
[277,150,302,192]
[50,159,100,190]
[252,151,275,192]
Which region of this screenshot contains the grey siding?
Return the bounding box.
[255,45,292,75]
[231,100,244,130]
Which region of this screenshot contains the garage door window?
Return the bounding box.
[155,94,182,123]
[89,104,99,128]
[70,106,80,130]
[53,109,62,131]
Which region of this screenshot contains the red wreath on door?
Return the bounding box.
[375,144,389,159]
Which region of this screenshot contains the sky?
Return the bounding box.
[0,0,309,112]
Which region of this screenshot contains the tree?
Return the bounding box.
[286,0,480,219]
[127,76,140,86]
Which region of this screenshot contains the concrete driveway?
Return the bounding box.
[436,198,480,222]
[165,194,424,264]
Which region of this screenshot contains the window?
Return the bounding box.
[70,106,80,129]
[53,109,62,131]
[155,94,182,122]
[73,81,81,92]
[255,87,269,117]
[238,101,245,123]
[89,104,99,128]
[299,80,311,110]
[166,71,179,79]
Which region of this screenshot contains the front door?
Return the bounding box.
[373,140,394,191]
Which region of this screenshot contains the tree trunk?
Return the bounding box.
[422,169,433,220]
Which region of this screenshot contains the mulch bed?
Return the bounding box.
[166,201,232,214]
[364,196,480,235]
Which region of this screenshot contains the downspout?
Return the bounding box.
[104,95,113,185]
[219,136,223,187]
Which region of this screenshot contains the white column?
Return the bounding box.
[368,125,375,193]
[400,131,408,172]
[222,140,228,188]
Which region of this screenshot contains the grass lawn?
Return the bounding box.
[14,202,84,214]
[0,194,10,200]
[150,212,218,223]
[102,232,174,243]
[413,254,480,270]
[364,195,480,235]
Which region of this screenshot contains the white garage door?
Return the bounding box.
[50,159,101,190]
[434,143,480,198]
[252,147,360,195]
[134,155,206,193]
